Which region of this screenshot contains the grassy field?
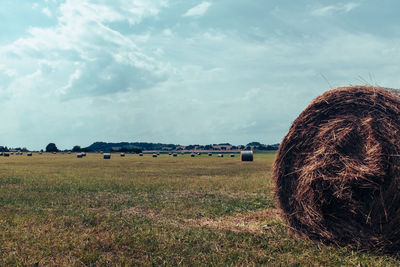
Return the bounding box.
[0,152,399,266]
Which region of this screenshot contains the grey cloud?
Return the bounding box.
[61,53,166,99]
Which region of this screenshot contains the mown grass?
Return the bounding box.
[0,152,399,266]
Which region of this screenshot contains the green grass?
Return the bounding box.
[0,152,399,266]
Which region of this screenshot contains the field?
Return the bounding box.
[0,152,399,266]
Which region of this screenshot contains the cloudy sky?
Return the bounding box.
[1,0,400,150]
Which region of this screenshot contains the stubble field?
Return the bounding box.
[0,152,399,266]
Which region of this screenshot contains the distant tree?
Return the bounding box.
[46,143,59,152]
[72,145,81,152]
[247,142,262,146]
[204,145,213,150]
[186,145,196,150]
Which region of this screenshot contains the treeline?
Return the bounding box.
[0,141,280,153]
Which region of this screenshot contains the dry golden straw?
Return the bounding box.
[274,85,400,253]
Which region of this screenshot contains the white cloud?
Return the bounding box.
[163,28,173,36]
[183,1,212,17]
[42,7,52,17]
[311,3,360,16]
[0,0,169,99]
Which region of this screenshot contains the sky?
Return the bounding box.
[1,0,400,150]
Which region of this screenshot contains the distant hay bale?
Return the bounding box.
[169,152,172,155]
[197,152,201,155]
[3,153,9,157]
[218,154,223,157]
[152,153,157,158]
[208,153,212,156]
[230,154,235,158]
[241,151,253,161]
[173,153,177,157]
[274,85,400,253]
[139,153,144,157]
[77,153,83,158]
[82,152,86,157]
[120,153,125,157]
[27,152,32,156]
[103,153,111,159]
[191,153,195,157]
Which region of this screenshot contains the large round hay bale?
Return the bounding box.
[241,151,253,161]
[27,152,32,156]
[274,85,400,253]
[103,153,111,159]
[77,153,83,158]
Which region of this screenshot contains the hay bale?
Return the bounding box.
[152,153,157,158]
[77,153,83,158]
[3,153,9,157]
[120,153,125,157]
[82,152,86,157]
[274,85,400,253]
[241,151,253,161]
[208,153,212,156]
[191,153,195,157]
[103,153,111,159]
[173,153,177,157]
[139,153,144,157]
[27,152,32,156]
[218,154,223,157]
[230,154,235,158]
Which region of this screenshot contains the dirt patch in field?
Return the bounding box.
[185,209,281,234]
[117,205,281,235]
